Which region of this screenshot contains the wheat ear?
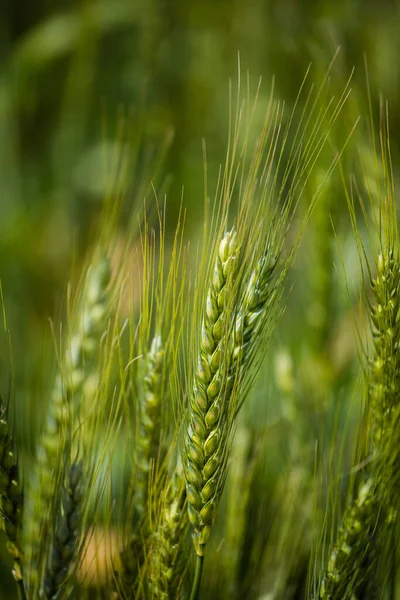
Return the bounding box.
[0,403,26,600]
[26,257,110,589]
[136,334,165,519]
[184,228,239,558]
[319,250,400,599]
[150,467,188,599]
[115,334,165,598]
[368,250,400,449]
[319,477,380,599]
[231,247,277,380]
[42,461,83,600]
[116,533,144,599]
[185,235,279,598]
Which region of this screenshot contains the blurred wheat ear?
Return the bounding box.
[42,461,83,600]
[135,334,165,520]
[0,403,25,600]
[149,465,188,599]
[317,106,400,600]
[23,254,111,596]
[113,203,188,599]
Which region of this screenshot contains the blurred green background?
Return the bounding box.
[1,0,400,596]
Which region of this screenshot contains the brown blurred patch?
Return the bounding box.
[78,526,120,588]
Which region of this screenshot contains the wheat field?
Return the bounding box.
[2,2,400,599]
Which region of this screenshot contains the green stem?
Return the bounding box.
[189,554,204,600]
[16,579,27,600]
